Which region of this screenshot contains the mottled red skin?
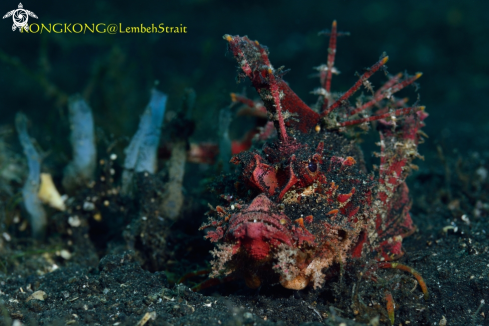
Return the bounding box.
[201,27,427,289]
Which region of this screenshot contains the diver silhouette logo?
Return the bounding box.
[3,3,38,32]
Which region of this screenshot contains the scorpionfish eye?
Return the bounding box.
[307,161,318,173]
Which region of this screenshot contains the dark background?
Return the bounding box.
[1,0,488,162]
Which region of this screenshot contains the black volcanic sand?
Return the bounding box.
[0,147,488,326]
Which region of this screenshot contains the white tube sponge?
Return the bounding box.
[122,89,167,194]
[62,95,96,191]
[15,113,47,239]
[218,107,232,173]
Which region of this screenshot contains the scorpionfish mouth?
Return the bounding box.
[229,194,293,260]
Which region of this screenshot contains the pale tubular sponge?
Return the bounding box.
[160,88,194,220]
[218,107,232,173]
[15,113,47,239]
[122,89,167,194]
[62,95,96,191]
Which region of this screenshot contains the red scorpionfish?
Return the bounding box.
[201,21,428,294]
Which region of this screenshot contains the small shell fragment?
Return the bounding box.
[136,311,157,326]
[83,201,95,211]
[26,290,46,302]
[68,216,81,227]
[60,250,72,260]
[38,173,66,211]
[93,213,102,222]
[439,315,447,326]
